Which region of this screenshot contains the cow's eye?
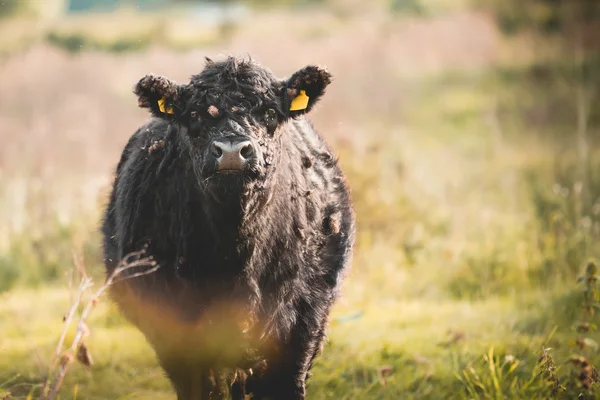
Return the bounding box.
[264,108,278,132]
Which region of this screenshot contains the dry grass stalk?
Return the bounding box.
[39,248,159,400]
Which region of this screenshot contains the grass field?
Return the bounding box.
[1,3,600,399]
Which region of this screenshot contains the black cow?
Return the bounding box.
[101,56,355,400]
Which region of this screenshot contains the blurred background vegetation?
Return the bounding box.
[1,0,600,398]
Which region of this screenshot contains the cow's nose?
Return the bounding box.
[211,140,254,171]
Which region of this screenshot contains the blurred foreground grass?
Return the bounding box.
[1,4,600,399]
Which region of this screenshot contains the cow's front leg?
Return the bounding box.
[159,356,217,400]
[247,299,332,400]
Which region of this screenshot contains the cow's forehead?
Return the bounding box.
[187,85,273,112]
[185,62,283,112]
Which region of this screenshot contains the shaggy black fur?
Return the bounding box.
[101,56,355,400]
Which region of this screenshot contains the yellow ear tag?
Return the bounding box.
[158,97,174,115]
[290,90,309,111]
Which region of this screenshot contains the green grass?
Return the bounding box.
[1,273,598,399]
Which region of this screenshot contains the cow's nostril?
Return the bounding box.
[211,142,223,158]
[240,143,254,159]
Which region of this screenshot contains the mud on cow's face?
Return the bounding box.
[134,57,332,192]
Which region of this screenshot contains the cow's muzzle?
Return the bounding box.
[210,139,255,172]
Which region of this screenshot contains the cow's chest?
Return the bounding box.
[110,280,255,364]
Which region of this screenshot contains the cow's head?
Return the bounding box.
[133,56,331,198]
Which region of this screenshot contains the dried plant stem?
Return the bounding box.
[46,354,73,400]
[39,277,92,399]
[40,250,159,400]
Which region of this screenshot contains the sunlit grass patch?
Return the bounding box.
[1,283,576,399]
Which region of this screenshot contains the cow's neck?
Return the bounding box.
[196,176,280,265]
[202,193,245,242]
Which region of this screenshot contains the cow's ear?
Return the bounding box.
[134,74,189,120]
[283,66,332,118]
